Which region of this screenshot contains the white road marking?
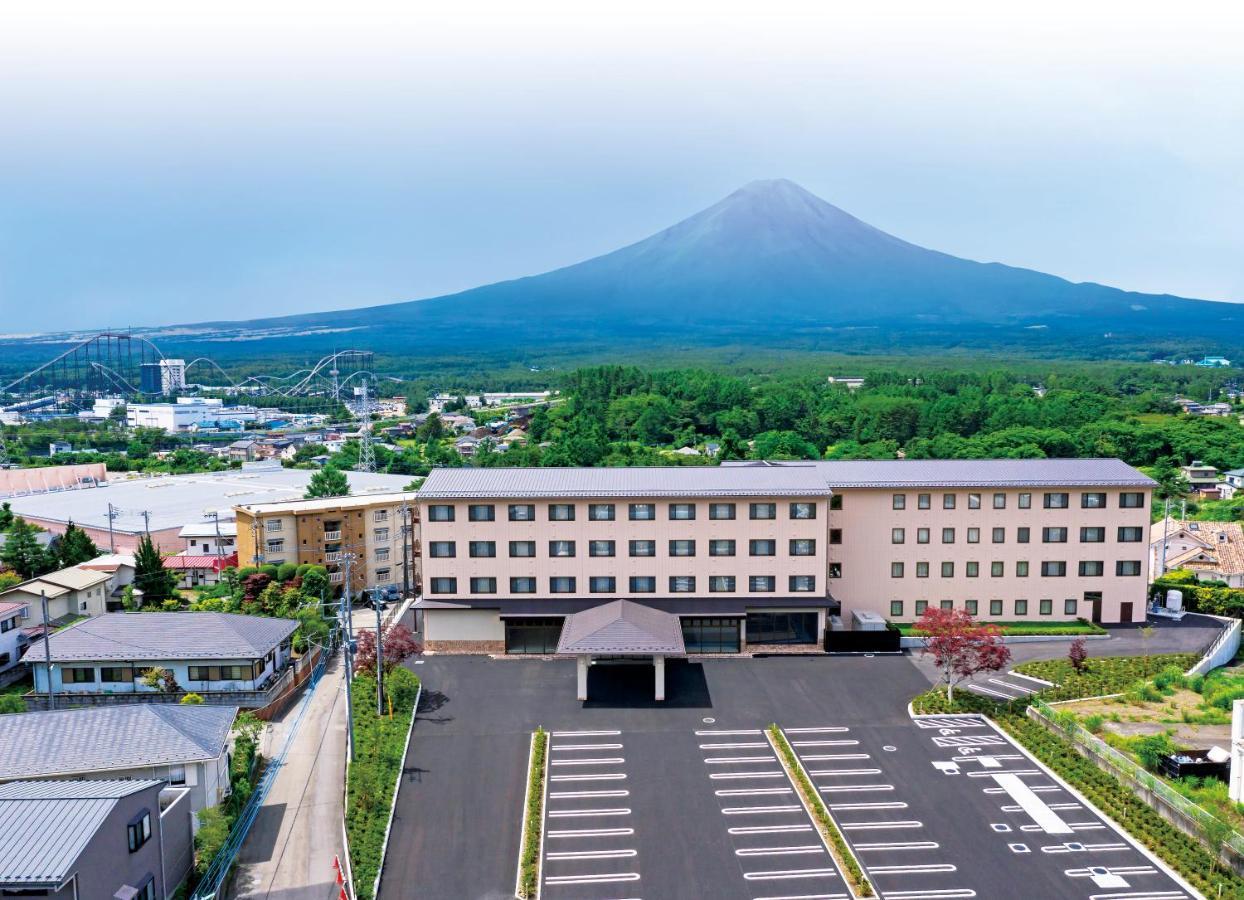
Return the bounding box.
[989,677,1035,694]
[967,769,1042,778]
[868,863,957,874]
[722,804,803,814]
[911,716,986,729]
[750,894,849,900]
[785,727,850,733]
[743,869,839,881]
[545,849,637,860]
[790,740,859,747]
[883,891,977,899]
[701,741,769,749]
[545,873,641,885]
[817,784,894,793]
[550,773,627,782]
[552,730,621,736]
[840,820,923,830]
[968,684,1014,699]
[807,768,882,777]
[716,787,794,796]
[705,755,777,763]
[1040,842,1128,853]
[827,801,908,811]
[992,773,1073,834]
[933,734,1007,747]
[853,841,939,851]
[736,845,826,856]
[552,743,624,751]
[728,825,814,835]
[800,753,870,761]
[548,827,634,837]
[1086,893,1188,900]
[695,728,763,735]
[548,790,630,799]
[548,808,632,818]
[551,757,626,766]
[710,771,788,780]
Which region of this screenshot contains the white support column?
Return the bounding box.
[577,655,589,701]
[654,655,666,702]
[1231,698,1244,803]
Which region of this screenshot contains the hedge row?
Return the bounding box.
[768,725,874,897]
[346,668,420,900]
[898,618,1106,637]
[1154,573,1244,618]
[518,728,548,899]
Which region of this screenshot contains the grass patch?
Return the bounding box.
[896,618,1106,637]
[1014,653,1198,702]
[517,728,548,899]
[345,667,420,900]
[767,725,874,897]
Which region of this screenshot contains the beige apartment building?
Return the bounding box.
[414,458,1155,654]
[234,492,420,596]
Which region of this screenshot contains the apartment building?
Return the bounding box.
[414,458,1155,654]
[234,492,419,595]
[416,466,836,654]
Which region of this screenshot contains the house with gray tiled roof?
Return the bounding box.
[0,705,237,818]
[22,612,297,709]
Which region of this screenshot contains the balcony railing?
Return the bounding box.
[323,530,342,541]
[330,571,344,583]
[324,551,342,563]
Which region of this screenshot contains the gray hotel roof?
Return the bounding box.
[0,705,237,780]
[21,611,298,664]
[730,458,1157,489]
[0,779,162,886]
[417,466,833,499]
[557,600,687,655]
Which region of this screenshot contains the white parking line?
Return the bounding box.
[826,801,907,811]
[548,790,630,799]
[729,825,815,835]
[705,755,776,763]
[547,808,632,818]
[548,827,634,837]
[988,677,1035,695]
[550,773,627,782]
[695,728,764,735]
[750,893,849,900]
[546,849,637,860]
[967,768,1042,778]
[710,771,787,780]
[722,804,803,814]
[969,684,1014,699]
[817,784,894,793]
[552,743,624,751]
[883,891,977,899]
[1086,893,1188,900]
[551,757,626,766]
[736,845,826,857]
[716,787,794,796]
[743,869,840,881]
[784,727,850,734]
[551,730,621,737]
[801,753,870,761]
[868,863,957,874]
[790,740,859,747]
[807,768,882,777]
[853,841,939,851]
[840,820,923,830]
[700,741,769,749]
[545,872,641,885]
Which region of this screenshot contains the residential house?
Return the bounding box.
[1180,461,1221,495]
[177,521,238,556]
[0,565,113,624]
[1150,518,1244,588]
[0,601,30,675]
[1196,357,1232,368]
[0,779,193,900]
[77,553,137,611]
[454,436,479,457]
[162,552,239,588]
[48,441,73,456]
[1224,468,1244,490]
[226,439,258,463]
[0,704,237,820]
[826,376,866,390]
[22,612,298,708]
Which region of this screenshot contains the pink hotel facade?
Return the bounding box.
[413,458,1155,654]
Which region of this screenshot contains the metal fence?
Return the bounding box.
[1029,698,1244,857]
[1186,616,1242,677]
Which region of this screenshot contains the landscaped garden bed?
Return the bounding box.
[897,618,1105,637]
[517,728,548,899]
[1013,652,1198,702]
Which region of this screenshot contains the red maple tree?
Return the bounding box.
[353,623,422,677]
[918,607,1011,702]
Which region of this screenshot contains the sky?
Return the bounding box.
[0,0,1242,333]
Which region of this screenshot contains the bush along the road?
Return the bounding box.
[191,712,265,883]
[767,725,874,897]
[518,728,549,899]
[346,667,420,900]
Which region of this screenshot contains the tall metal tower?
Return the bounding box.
[0,433,9,468]
[356,376,376,473]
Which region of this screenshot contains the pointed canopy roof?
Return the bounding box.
[556,600,686,656]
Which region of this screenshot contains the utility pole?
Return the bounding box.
[375,585,385,715]
[106,503,118,553]
[40,591,55,711]
[340,589,355,762]
[141,509,151,537]
[400,502,412,604]
[1159,497,1171,577]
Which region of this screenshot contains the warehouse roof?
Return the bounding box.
[418,466,832,499]
[0,705,237,780]
[729,458,1156,488]
[0,779,162,887]
[21,612,297,663]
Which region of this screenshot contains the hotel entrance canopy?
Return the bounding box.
[556,600,685,701]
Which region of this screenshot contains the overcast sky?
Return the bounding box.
[1,0,1241,332]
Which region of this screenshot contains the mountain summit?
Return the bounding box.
[178,179,1236,354]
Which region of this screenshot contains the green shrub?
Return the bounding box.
[0,695,25,715]
[1084,714,1105,734]
[1133,732,1178,771]
[193,806,230,877]
[518,729,548,898]
[237,566,258,579]
[259,564,279,581]
[1015,654,1198,703]
[276,563,298,583]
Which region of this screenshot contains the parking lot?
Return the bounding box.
[381,653,1197,900]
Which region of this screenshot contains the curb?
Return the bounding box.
[373,682,421,900]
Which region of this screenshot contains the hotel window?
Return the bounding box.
[379,509,394,522]
[892,493,906,510]
[829,495,843,511]
[1116,560,1142,576]
[789,575,816,592]
[469,541,496,558]
[1117,526,1144,542]
[1018,493,1032,509]
[550,576,577,593]
[965,599,979,615]
[890,600,904,616]
[941,562,954,577]
[991,561,1004,577]
[915,600,928,615]
[1044,492,1069,509]
[374,527,390,542]
[891,562,905,578]
[917,527,930,544]
[1015,598,1029,615]
[1017,527,1030,544]
[892,528,905,544]
[829,529,843,544]
[990,599,1003,616]
[940,599,954,610]
[629,539,656,557]
[790,502,816,520]
[509,540,536,558]
[1120,492,1146,508]
[1079,560,1104,576]
[966,561,979,578]
[430,577,457,594]
[549,540,576,558]
[967,527,980,544]
[1064,598,1078,615]
[374,547,390,562]
[828,563,842,579]
[1041,561,1067,577]
[470,576,496,594]
[750,575,776,593]
[509,504,536,521]
[510,577,537,593]
[630,576,656,593]
[429,541,455,558]
[1039,598,1053,615]
[669,503,696,520]
[629,503,656,521]
[590,576,617,593]
[918,493,931,510]
[790,538,816,556]
[750,502,777,520]
[916,562,929,578]
[1043,527,1068,543]
[589,503,616,521]
[1016,561,1029,577]
[589,540,616,557]
[428,504,455,522]
[670,575,696,593]
[709,502,736,520]
[992,527,1005,544]
[943,493,956,509]
[749,539,776,557]
[968,493,981,509]
[127,811,152,853]
[669,539,696,557]
[468,504,495,522]
[266,519,283,532]
[942,527,955,544]
[709,539,736,557]
[709,575,736,593]
[1081,492,1107,509]
[1080,526,1106,543]
[549,504,576,521]
[993,493,1007,509]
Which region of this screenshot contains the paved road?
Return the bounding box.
[230,657,347,900]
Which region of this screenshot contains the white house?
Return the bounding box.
[0,566,113,623]
[0,601,30,675]
[178,521,238,556]
[1150,518,1244,588]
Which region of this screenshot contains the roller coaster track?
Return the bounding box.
[1,331,165,393]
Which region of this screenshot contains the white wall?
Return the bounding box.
[425,608,505,642]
